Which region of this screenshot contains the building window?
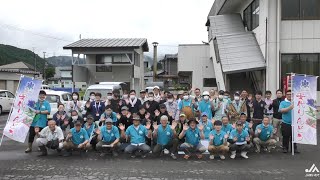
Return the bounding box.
[282,0,320,20]
[113,54,132,64]
[243,0,259,31]
[96,55,112,72]
[203,78,217,87]
[281,54,320,90]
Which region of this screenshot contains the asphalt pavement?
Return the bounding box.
[0,113,319,180]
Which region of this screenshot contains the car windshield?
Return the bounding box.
[83,89,112,101]
[46,95,60,103]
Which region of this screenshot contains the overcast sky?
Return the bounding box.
[0,0,214,58]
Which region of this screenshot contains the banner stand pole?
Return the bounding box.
[290,73,295,156]
[0,75,24,147]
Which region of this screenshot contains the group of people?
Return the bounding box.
[24,86,298,160]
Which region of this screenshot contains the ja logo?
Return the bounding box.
[305,164,320,177]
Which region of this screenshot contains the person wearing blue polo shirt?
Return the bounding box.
[121,114,152,158]
[83,115,98,150]
[96,118,121,157]
[279,90,299,153]
[198,91,213,120]
[239,113,254,136]
[179,118,206,160]
[208,120,229,160]
[253,117,276,153]
[199,112,213,140]
[25,90,51,153]
[228,121,251,159]
[63,120,90,156]
[221,116,234,135]
[99,105,118,126]
[152,115,178,160]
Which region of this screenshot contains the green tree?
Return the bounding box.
[45,67,55,79]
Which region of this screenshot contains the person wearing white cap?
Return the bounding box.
[153,86,162,103]
[152,115,178,159]
[198,91,213,120]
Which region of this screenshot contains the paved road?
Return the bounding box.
[0,114,319,180]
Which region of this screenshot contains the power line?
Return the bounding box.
[0,22,73,42]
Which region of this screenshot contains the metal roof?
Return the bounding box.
[63,38,149,52]
[209,14,266,73]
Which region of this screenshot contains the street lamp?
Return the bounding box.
[152,42,159,82]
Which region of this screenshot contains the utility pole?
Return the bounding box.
[32,47,36,78]
[43,52,46,81]
[152,42,158,82]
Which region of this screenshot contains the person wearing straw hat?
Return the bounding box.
[152,115,178,160]
[121,114,152,158]
[179,118,206,160]
[96,117,121,157]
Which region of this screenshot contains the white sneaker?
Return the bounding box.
[163,149,169,154]
[219,155,226,160]
[209,155,215,160]
[240,151,248,159]
[230,151,236,159]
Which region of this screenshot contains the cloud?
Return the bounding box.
[0,0,214,57]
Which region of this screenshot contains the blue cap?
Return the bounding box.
[201,112,208,117]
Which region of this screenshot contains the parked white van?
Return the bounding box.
[45,90,72,119]
[83,82,125,102]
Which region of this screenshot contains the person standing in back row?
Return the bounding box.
[279,90,299,154]
[268,89,284,142]
[90,93,105,121]
[251,91,267,130]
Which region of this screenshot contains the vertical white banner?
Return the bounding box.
[292,75,317,145]
[3,76,42,143]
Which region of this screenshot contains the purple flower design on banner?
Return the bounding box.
[301,79,310,89]
[27,100,36,108]
[26,81,35,90]
[307,99,316,108]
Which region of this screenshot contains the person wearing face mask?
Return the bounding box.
[127,90,142,114]
[143,92,160,118]
[25,90,51,153]
[139,90,148,104]
[153,86,162,103]
[223,91,232,106]
[90,93,106,121]
[53,103,69,131]
[178,92,196,120]
[164,93,179,121]
[228,92,247,124]
[89,92,96,102]
[198,91,213,120]
[212,90,229,121]
[67,92,83,117]
[63,110,84,130]
[105,92,113,105]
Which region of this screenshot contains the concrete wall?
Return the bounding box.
[280,20,320,53]
[85,54,133,85]
[178,44,216,91]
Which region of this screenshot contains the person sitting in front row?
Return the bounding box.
[253,117,277,153]
[36,120,64,156]
[179,118,206,160]
[63,120,91,157]
[152,115,178,160]
[228,121,251,159]
[121,114,152,158]
[95,118,121,157]
[208,120,229,160]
